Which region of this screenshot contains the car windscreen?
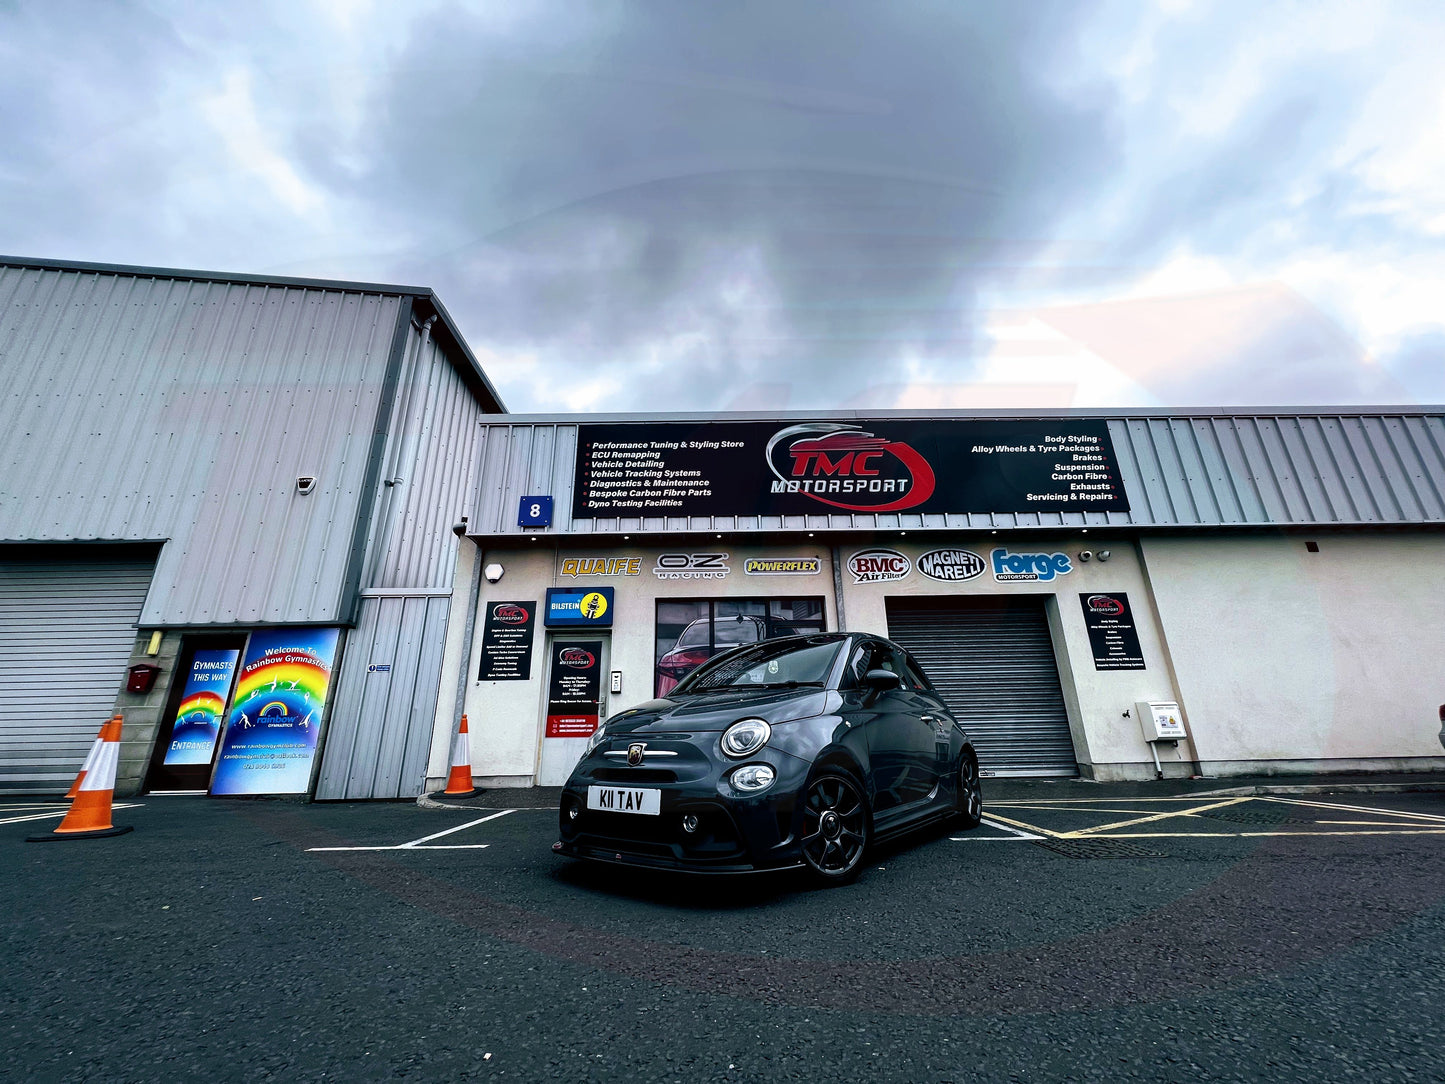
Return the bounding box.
[673,637,843,693]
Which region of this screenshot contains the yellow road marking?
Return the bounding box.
[1261,796,1445,824]
[979,810,1065,839]
[1062,797,1251,837]
[1078,829,1445,839]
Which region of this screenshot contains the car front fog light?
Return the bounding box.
[567,801,580,821]
[720,718,771,758]
[731,764,776,792]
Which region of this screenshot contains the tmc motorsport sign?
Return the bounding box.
[573,420,1127,518]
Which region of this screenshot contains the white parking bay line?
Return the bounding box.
[307,808,516,852]
[952,816,1045,842]
[0,803,141,827]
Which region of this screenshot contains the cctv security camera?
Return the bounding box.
[1079,550,1093,562]
[452,522,467,536]
[483,563,504,584]
[1097,549,1111,562]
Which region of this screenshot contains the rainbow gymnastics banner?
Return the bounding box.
[210,628,341,796]
[162,648,239,766]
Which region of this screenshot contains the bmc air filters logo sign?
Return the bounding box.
[764,424,936,513]
[917,549,986,582]
[848,549,911,583]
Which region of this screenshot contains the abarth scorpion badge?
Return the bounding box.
[627,742,646,766]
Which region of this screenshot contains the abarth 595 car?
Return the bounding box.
[553,632,983,884]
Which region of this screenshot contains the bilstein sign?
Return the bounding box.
[574,420,1128,519]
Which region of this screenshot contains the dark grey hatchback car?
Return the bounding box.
[553,632,982,883]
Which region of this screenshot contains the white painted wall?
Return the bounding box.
[1141,533,1445,773]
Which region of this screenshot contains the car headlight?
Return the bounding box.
[720,718,771,758]
[730,764,776,792]
[585,725,608,755]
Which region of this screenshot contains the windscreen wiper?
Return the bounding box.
[736,680,825,689]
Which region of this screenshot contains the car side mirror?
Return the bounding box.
[864,669,903,691]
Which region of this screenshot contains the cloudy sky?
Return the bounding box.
[3,0,1443,412]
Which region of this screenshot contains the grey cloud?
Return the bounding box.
[360,1,1118,409]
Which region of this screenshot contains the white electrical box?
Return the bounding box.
[1136,701,1186,743]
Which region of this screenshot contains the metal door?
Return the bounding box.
[887,596,1078,777]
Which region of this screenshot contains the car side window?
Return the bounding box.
[900,651,933,692]
[845,641,878,688]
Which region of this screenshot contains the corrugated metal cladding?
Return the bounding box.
[469,413,1445,533]
[316,594,450,799]
[0,546,156,791]
[364,320,487,591]
[0,264,403,624]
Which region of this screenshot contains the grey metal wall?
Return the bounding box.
[315,593,450,799]
[468,412,1445,534]
[0,264,404,625]
[364,319,487,592]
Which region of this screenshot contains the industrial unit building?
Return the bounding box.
[438,411,1445,790]
[0,256,503,798]
[3,254,1442,799]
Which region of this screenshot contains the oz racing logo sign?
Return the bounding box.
[765,424,935,513]
[654,553,730,580]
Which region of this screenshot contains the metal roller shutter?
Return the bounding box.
[887,596,1078,777]
[0,547,156,793]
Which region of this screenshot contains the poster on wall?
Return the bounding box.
[210,628,341,795]
[477,601,536,681]
[574,419,1128,519]
[1079,593,1147,670]
[545,641,603,738]
[161,649,239,766]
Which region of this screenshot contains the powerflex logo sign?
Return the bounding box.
[744,557,822,576]
[992,548,1073,583]
[848,549,911,583]
[917,549,986,582]
[765,424,936,513]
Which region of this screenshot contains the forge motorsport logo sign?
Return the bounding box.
[573,420,1129,519]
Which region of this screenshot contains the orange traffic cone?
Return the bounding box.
[30,716,133,841]
[64,716,117,800]
[440,715,479,798]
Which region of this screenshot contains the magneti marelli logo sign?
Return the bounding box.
[765,424,936,513]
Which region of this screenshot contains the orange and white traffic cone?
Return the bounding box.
[440,715,479,798]
[64,716,117,800]
[30,716,133,841]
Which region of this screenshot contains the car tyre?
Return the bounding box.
[955,752,983,829]
[800,770,870,885]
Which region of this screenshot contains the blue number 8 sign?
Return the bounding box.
[518,495,553,527]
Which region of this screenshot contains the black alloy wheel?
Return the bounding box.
[800,771,869,883]
[956,752,983,829]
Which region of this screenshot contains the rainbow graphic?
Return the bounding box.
[211,628,340,795]
[162,649,238,766]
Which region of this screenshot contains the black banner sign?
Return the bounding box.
[546,640,602,737]
[1079,593,1146,671]
[477,600,536,681]
[573,420,1127,518]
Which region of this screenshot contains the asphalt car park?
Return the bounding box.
[4,785,1445,1081]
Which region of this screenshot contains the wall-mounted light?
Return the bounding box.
[296,475,317,495]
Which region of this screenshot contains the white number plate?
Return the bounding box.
[587,785,661,816]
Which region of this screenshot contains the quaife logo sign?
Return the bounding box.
[992,548,1073,582]
[743,557,822,575]
[848,549,911,583]
[765,423,936,513]
[917,549,986,582]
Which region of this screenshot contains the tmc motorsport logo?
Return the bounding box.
[492,603,530,624]
[654,553,730,580]
[992,548,1073,582]
[848,549,910,583]
[917,549,985,582]
[744,557,821,576]
[765,424,936,513]
[1084,594,1125,616]
[558,647,595,669]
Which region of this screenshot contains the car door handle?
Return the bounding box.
[920,715,935,724]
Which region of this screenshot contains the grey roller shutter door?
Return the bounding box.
[0,549,156,792]
[886,597,1078,777]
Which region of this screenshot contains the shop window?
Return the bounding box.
[654,597,826,696]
